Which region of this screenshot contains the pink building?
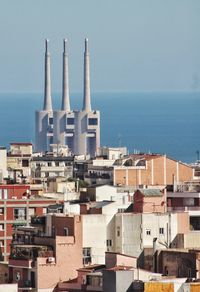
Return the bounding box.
[8,214,82,291]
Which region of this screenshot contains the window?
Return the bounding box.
[43,208,47,214]
[117,227,120,237]
[146,229,151,236]
[88,118,98,125]
[55,162,59,166]
[64,227,69,236]
[48,162,51,167]
[67,118,74,125]
[106,240,112,247]
[118,208,125,213]
[0,208,4,215]
[83,248,91,265]
[49,117,53,125]
[0,190,2,199]
[0,240,4,247]
[22,160,29,167]
[14,208,26,220]
[0,224,4,231]
[159,227,164,235]
[3,189,8,199]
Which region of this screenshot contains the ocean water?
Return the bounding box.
[0,91,199,163]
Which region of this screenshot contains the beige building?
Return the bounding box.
[7,143,33,183]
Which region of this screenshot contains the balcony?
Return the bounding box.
[10,245,54,261]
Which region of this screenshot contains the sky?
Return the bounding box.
[0,0,200,93]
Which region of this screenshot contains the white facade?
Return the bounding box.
[114,213,180,258]
[0,147,7,181]
[82,200,132,265]
[97,146,127,160]
[35,39,100,158]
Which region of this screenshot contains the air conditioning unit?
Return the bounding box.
[12,196,17,199]
[47,257,55,263]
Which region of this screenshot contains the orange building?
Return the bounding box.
[113,154,193,187]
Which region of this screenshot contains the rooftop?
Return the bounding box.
[138,189,164,197]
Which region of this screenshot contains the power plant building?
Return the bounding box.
[35,39,100,158]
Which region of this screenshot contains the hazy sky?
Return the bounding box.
[0,0,200,93]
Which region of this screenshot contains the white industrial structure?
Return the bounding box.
[35,39,100,158]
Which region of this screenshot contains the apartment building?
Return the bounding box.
[7,143,33,183]
[0,184,63,261]
[8,214,82,292]
[113,211,189,270]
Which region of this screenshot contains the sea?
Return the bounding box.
[0,91,199,164]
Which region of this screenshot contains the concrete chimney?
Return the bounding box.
[82,38,91,112]
[43,39,53,111]
[61,39,70,111]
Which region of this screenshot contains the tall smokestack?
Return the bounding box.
[61,39,70,111]
[82,38,91,112]
[43,39,52,111]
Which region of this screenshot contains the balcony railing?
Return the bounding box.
[168,206,200,212]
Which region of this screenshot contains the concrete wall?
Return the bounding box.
[82,214,107,264]
[0,284,18,292]
[106,252,137,269]
[35,110,53,152]
[103,270,133,292]
[0,148,7,181]
[37,215,82,289]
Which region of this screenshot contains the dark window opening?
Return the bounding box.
[88,118,98,125]
[67,118,74,125]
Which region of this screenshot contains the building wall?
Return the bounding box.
[0,148,7,181]
[35,110,53,152]
[114,212,184,269]
[103,270,133,292]
[0,185,61,261]
[114,156,193,187]
[36,215,82,290]
[133,190,165,213]
[105,252,137,269]
[0,284,18,292]
[115,213,142,258]
[10,143,33,155]
[157,250,197,278]
[82,214,107,264]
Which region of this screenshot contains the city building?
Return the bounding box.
[0,147,7,183]
[35,39,100,158]
[30,154,74,181]
[133,189,166,213]
[156,248,200,278]
[113,212,189,270]
[113,154,194,187]
[8,214,82,291]
[7,143,33,183]
[0,184,63,261]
